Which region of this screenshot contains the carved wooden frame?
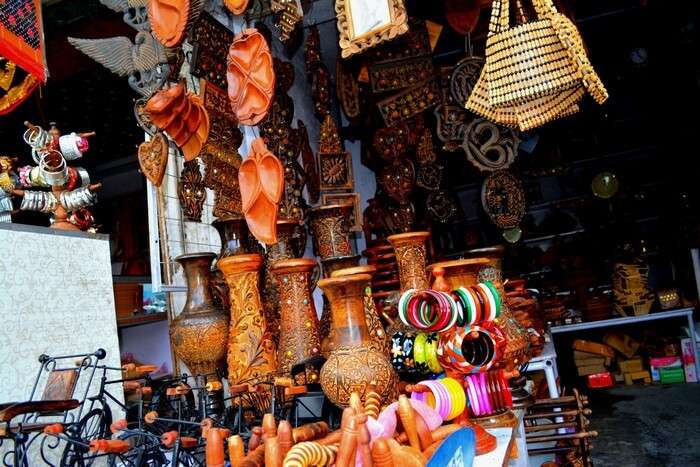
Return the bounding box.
[321,192,362,232]
[319,151,354,191]
[335,0,409,58]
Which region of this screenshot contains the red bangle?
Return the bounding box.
[498,370,513,408]
[471,285,490,324]
[465,286,482,323]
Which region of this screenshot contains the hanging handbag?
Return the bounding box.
[466,0,607,130]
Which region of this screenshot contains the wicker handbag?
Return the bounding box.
[466,0,607,130]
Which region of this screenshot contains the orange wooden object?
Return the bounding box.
[228,435,245,467]
[264,436,281,467]
[292,421,329,443]
[149,0,190,47]
[89,439,130,454]
[144,411,158,424]
[371,438,394,467]
[239,445,265,467]
[249,427,263,451]
[206,428,227,467]
[238,138,283,244]
[226,29,275,125]
[262,413,277,441]
[224,0,249,14]
[397,395,420,451]
[43,424,63,435]
[335,417,358,467]
[277,421,293,461]
[110,419,128,433]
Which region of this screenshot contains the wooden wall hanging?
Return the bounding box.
[369,55,434,94]
[259,59,315,218]
[149,0,204,48]
[377,78,439,126]
[481,170,526,230]
[318,116,354,191]
[271,0,302,42]
[373,124,409,162]
[178,160,206,222]
[434,66,468,152]
[336,58,361,119]
[224,0,250,15]
[190,12,234,90]
[335,0,409,58]
[226,29,275,126]
[365,19,430,63]
[378,159,414,203]
[200,81,244,218]
[463,118,519,172]
[138,132,169,187]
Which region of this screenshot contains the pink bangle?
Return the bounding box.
[466,375,481,416]
[478,372,493,415]
[424,380,451,421]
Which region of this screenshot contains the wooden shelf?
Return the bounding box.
[118,313,167,329]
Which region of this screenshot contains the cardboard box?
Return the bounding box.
[618,357,643,374]
[573,350,612,366]
[660,367,685,384]
[572,339,615,358]
[577,364,608,376]
[681,337,698,383]
[649,356,681,382]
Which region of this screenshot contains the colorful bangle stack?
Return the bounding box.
[463,369,513,417]
[410,377,466,421]
[452,281,501,326]
[398,289,459,333]
[437,324,499,374]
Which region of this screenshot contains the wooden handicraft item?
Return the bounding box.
[308,204,354,260]
[238,138,284,244]
[148,0,204,48]
[271,0,303,42]
[321,192,362,232]
[224,0,249,14]
[449,47,484,106]
[377,78,440,126]
[462,118,519,172]
[145,83,211,161]
[318,274,398,407]
[613,262,654,316]
[178,160,206,222]
[218,254,277,386]
[434,66,468,152]
[465,0,608,130]
[387,231,430,292]
[318,115,354,191]
[260,59,313,219]
[271,258,322,376]
[170,253,229,377]
[0,58,39,115]
[190,13,234,89]
[378,159,415,204]
[226,29,275,126]
[481,170,526,230]
[331,265,390,356]
[336,58,361,119]
[200,80,243,218]
[137,132,169,186]
[335,0,409,58]
[369,56,434,94]
[373,124,409,162]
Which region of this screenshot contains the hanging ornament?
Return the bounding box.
[462,118,519,172]
[481,170,526,230]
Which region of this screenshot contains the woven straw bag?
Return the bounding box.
[465,0,608,130]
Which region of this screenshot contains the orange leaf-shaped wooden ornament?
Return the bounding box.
[239,138,284,244]
[227,29,275,126]
[224,0,249,14]
[148,0,190,47]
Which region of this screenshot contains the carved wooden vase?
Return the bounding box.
[387,231,431,292]
[331,265,389,356]
[171,253,229,377]
[218,254,277,387]
[270,258,322,376]
[318,274,398,407]
[308,204,354,260]
[427,258,491,290]
[318,254,361,354]
[262,219,303,344]
[211,217,258,310]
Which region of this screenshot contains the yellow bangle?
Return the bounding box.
[440,377,466,420]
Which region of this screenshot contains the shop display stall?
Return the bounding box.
[2,0,699,466]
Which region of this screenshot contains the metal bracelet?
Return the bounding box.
[75,167,91,187]
[58,134,83,161]
[39,152,68,187]
[41,192,58,213]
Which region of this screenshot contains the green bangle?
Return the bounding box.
[483,281,502,317]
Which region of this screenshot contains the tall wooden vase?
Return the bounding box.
[218,254,277,386]
[271,258,322,375]
[211,217,258,310]
[171,253,229,378]
[318,274,397,407]
[387,231,431,292]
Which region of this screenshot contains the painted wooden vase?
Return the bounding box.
[387,231,431,292]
